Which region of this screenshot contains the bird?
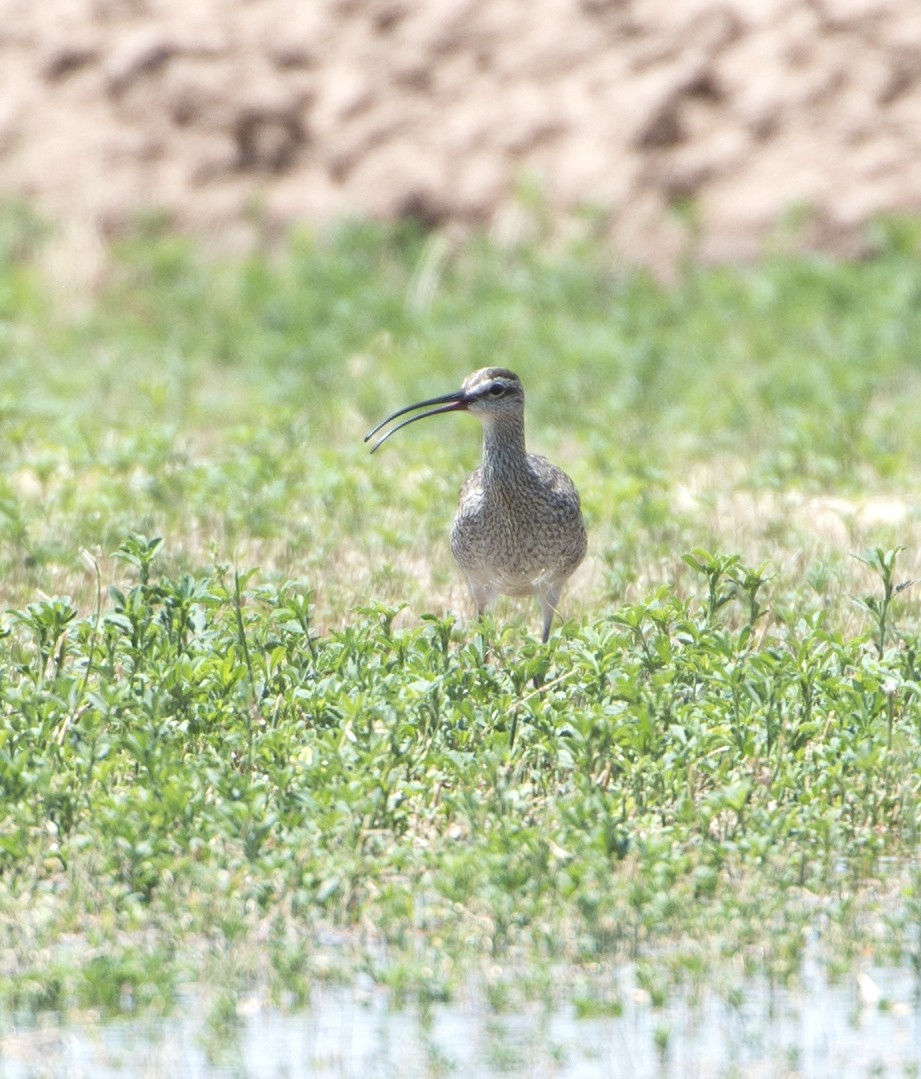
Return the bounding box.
[365,367,587,642]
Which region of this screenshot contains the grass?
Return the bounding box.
[1,201,921,1038]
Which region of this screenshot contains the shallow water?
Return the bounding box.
[2,963,919,1078]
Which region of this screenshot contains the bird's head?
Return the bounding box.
[461,368,525,419]
[364,367,525,452]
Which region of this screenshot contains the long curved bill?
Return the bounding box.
[364,389,469,453]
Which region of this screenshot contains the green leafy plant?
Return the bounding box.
[853,545,913,657]
[0,206,920,1046]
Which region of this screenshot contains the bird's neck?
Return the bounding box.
[480,416,529,486]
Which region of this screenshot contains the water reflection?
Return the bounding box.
[2,965,919,1077]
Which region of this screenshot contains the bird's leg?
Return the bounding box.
[468,580,495,622]
[468,580,496,663]
[533,586,563,688]
[539,586,561,645]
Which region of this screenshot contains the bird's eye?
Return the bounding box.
[488,384,506,397]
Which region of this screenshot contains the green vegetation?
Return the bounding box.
[1,202,921,1032]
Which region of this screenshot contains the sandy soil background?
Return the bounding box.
[2,0,921,273]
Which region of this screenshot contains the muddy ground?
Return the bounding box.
[2,0,921,274]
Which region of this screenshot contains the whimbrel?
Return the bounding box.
[365,367,587,642]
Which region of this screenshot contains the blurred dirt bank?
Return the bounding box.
[2,0,920,274]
